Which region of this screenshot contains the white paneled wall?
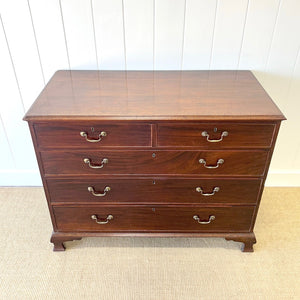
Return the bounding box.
[0,0,300,186]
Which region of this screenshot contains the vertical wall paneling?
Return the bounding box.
[92,0,125,70]
[210,0,249,69]
[183,0,217,69]
[0,115,14,171]
[0,0,300,186]
[123,0,153,70]
[60,0,97,69]
[0,17,38,170]
[261,0,300,170]
[0,1,45,110]
[262,0,300,111]
[241,0,283,171]
[282,46,300,169]
[238,0,281,70]
[29,0,69,82]
[154,0,186,70]
[0,18,15,173]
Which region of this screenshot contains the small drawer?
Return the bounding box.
[41,150,268,176]
[34,122,151,148]
[47,178,262,205]
[157,123,275,148]
[53,205,255,232]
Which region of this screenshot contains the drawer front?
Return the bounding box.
[34,123,151,148]
[47,178,261,204]
[41,150,268,176]
[53,206,255,232]
[157,123,275,148]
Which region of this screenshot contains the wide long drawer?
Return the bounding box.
[41,150,268,176]
[157,123,275,148]
[47,178,262,204]
[53,205,255,232]
[34,123,151,148]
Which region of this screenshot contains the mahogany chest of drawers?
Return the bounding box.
[24,70,285,252]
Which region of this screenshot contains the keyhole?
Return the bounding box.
[214,127,217,132]
[152,208,155,212]
[91,127,95,132]
[152,153,156,158]
[152,180,156,184]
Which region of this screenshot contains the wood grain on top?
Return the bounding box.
[23,70,285,121]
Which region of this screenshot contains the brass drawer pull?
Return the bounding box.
[88,186,111,196]
[193,215,215,224]
[196,186,220,196]
[201,131,228,142]
[199,158,224,169]
[83,158,108,169]
[91,214,113,224]
[80,131,107,142]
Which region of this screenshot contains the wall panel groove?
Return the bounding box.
[154,0,186,70]
[0,11,38,171]
[210,0,250,69]
[27,0,46,85]
[237,0,250,69]
[29,0,69,81]
[0,113,15,168]
[90,0,100,70]
[123,0,153,70]
[258,0,300,170]
[238,0,281,71]
[59,0,71,70]
[121,0,127,70]
[92,0,125,70]
[208,0,219,70]
[0,1,45,110]
[264,0,283,71]
[0,15,25,113]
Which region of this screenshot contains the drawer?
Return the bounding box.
[157,123,275,148]
[34,123,151,148]
[41,150,268,176]
[47,178,262,205]
[53,205,255,232]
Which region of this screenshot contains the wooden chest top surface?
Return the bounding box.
[24,70,285,121]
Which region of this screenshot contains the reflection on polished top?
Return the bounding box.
[24,70,285,121]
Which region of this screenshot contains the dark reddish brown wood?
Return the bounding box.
[28,123,58,231]
[34,122,151,148]
[41,150,268,176]
[23,71,285,121]
[225,232,256,252]
[50,232,82,251]
[250,121,282,231]
[24,70,285,252]
[53,205,255,232]
[157,123,275,148]
[151,123,157,147]
[46,178,262,205]
[50,231,256,252]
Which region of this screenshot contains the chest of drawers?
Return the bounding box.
[24,70,285,252]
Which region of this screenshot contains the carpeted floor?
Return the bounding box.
[0,187,299,299]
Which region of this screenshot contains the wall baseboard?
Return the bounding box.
[0,170,42,186]
[0,169,299,187]
[265,170,300,187]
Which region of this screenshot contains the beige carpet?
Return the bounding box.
[0,187,299,299]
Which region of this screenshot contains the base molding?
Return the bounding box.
[225,232,256,252]
[50,231,256,252]
[50,233,82,251]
